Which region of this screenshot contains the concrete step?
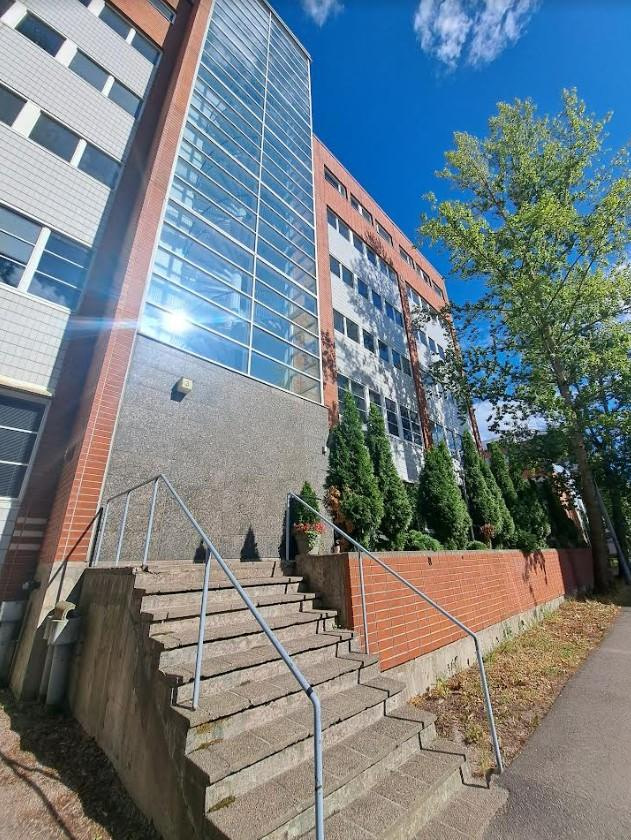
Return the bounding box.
[134,565,293,594]
[189,678,407,811]
[204,704,438,840]
[413,781,509,840]
[156,610,339,663]
[172,651,380,751]
[140,578,304,611]
[143,591,318,628]
[297,738,466,840]
[168,630,355,702]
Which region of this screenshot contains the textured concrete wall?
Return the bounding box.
[302,548,593,671]
[101,336,330,564]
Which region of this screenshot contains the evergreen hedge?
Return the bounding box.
[417,440,471,549]
[325,392,384,548]
[366,404,412,549]
[461,432,501,544]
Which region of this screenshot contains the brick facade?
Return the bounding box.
[333,548,594,671]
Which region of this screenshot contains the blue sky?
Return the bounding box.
[269,0,631,309]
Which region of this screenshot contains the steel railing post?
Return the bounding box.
[115,493,131,567]
[142,477,160,570]
[192,545,212,711]
[357,551,370,655]
[92,502,109,567]
[474,638,504,773]
[311,692,324,840]
[285,492,291,568]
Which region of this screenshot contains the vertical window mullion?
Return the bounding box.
[18,227,50,293]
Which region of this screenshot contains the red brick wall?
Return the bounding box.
[340,548,593,671]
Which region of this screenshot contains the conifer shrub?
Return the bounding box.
[366,404,412,549]
[404,531,442,551]
[461,432,501,544]
[466,540,489,550]
[325,392,384,548]
[292,482,325,551]
[417,440,471,550]
[480,457,515,544]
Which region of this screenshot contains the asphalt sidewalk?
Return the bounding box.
[485,607,631,840]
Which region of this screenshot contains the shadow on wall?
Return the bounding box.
[240,527,260,561]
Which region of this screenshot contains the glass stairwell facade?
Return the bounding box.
[141,0,322,402]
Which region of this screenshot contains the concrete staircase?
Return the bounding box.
[75,559,506,839]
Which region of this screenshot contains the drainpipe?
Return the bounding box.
[38,601,81,706]
[0,600,26,683]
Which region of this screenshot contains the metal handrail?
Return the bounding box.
[286,492,504,774]
[91,476,325,839]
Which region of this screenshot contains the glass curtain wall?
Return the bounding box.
[141,0,321,401]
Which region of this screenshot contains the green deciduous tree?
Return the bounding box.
[462,431,501,543]
[325,392,384,548]
[420,90,631,589]
[417,440,472,549]
[366,404,412,549]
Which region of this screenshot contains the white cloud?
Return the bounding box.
[301,0,342,26]
[413,0,539,69]
[474,399,547,442]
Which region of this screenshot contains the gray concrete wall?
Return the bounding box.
[100,336,330,565]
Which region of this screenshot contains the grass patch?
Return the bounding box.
[411,596,620,777]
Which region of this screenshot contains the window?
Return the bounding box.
[16,14,64,57]
[99,4,160,63]
[345,318,359,342]
[337,218,350,240]
[372,289,382,310]
[385,398,399,436]
[329,255,341,277]
[147,0,176,22]
[376,222,393,245]
[352,232,364,254]
[369,389,381,408]
[399,246,413,267]
[29,232,90,309]
[363,330,375,353]
[30,114,79,162]
[337,374,349,408]
[108,80,141,117]
[418,330,428,347]
[324,167,347,198]
[357,278,369,299]
[0,84,25,127]
[68,51,142,117]
[410,410,424,446]
[350,195,373,224]
[351,380,367,417]
[333,309,344,333]
[437,344,446,361]
[365,246,377,266]
[392,349,402,370]
[400,406,413,441]
[78,145,120,188]
[422,269,432,286]
[428,336,437,354]
[327,208,336,228]
[402,356,412,377]
[385,301,395,322]
[0,393,45,498]
[378,340,389,364]
[70,51,109,92]
[131,31,160,63]
[341,265,353,287]
[433,281,445,299]
[0,205,39,288]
